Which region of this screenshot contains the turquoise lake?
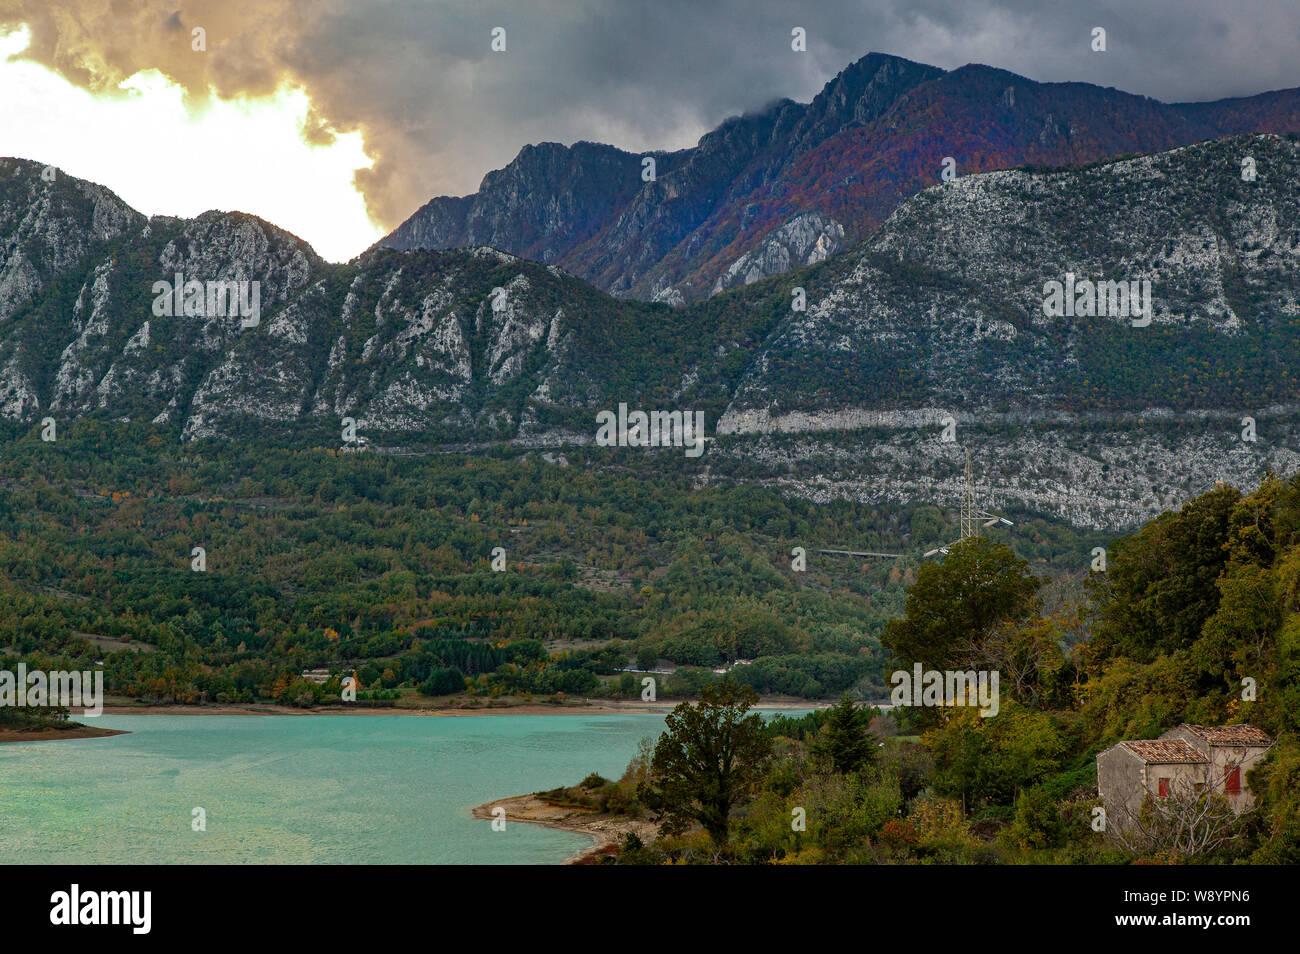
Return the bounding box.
[0,712,677,864]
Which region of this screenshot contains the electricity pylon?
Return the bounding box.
[924,449,1013,557]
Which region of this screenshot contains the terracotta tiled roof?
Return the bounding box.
[1120,739,1206,764]
[1181,724,1273,747]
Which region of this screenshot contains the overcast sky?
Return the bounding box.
[2,0,1298,257]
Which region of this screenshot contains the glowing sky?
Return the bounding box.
[0,26,381,262]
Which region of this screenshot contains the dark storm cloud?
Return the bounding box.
[2,0,1297,229]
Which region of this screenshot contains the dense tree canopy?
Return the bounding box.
[643,681,772,844]
[881,536,1042,670]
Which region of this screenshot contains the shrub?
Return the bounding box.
[1005,786,1066,850]
[421,667,466,696]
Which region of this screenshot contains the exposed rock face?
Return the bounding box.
[4,134,1300,531]
[702,134,1300,528]
[712,213,844,294]
[716,135,1300,425]
[0,163,142,323]
[0,158,613,443]
[0,162,144,417]
[382,141,645,269]
[378,51,1300,303]
[713,413,1300,532]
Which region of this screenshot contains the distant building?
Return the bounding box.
[1097,724,1273,826]
[712,659,753,675]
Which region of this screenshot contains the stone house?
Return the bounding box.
[1097,724,1273,826]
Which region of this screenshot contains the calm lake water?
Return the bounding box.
[0,712,675,864]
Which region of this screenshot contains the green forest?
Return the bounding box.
[0,419,1100,711]
[563,475,1300,864]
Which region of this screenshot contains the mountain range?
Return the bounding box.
[4,51,1300,531]
[379,52,1300,304]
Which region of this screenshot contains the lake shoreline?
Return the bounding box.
[2,698,829,745]
[471,793,659,864]
[96,698,831,718]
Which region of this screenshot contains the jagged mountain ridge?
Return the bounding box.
[0,157,689,442]
[3,134,1300,530]
[379,52,1300,304]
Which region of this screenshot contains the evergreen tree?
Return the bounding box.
[812,696,876,774]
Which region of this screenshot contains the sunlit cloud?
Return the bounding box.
[0,26,381,262]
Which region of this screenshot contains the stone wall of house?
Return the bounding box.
[1161,726,1271,813]
[1097,744,1147,828]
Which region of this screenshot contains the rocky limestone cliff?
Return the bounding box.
[712,212,845,294]
[4,136,1300,531]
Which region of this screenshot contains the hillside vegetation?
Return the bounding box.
[584,473,1300,864]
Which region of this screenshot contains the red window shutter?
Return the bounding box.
[1157,778,1170,797]
[1225,767,1241,794]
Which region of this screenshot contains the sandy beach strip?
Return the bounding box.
[471,792,659,864]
